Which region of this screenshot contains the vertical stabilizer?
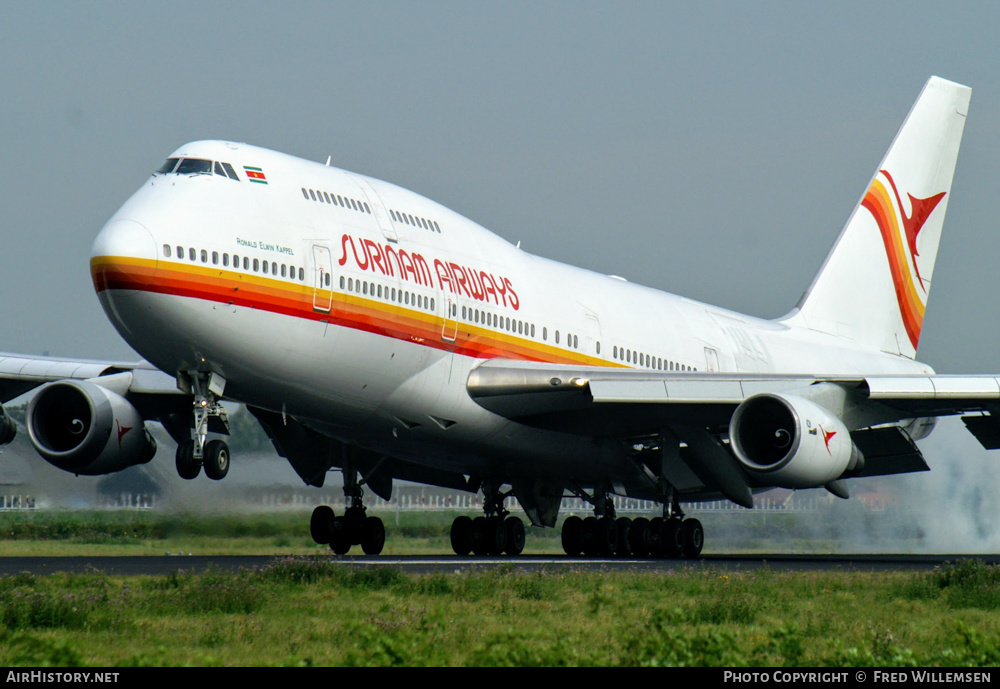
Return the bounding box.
[783,77,970,358]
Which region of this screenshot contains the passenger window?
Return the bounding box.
[212,251,219,265]
[302,188,309,199]
[299,267,304,281]
[253,258,259,272]
[189,248,196,261]
[163,244,171,258]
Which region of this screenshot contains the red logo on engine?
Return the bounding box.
[820,426,836,454]
[116,420,133,447]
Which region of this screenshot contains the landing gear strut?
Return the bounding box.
[450,482,525,556]
[174,371,231,481]
[310,456,385,555]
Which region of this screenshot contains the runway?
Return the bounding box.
[1,553,997,577]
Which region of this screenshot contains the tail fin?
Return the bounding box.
[783,76,970,359]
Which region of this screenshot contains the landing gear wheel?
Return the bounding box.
[451,516,474,555]
[329,516,351,555]
[581,516,599,556]
[682,518,704,558]
[175,440,200,480]
[648,517,664,557]
[203,439,230,480]
[615,517,633,557]
[361,517,385,555]
[310,505,334,544]
[484,516,508,555]
[470,517,489,555]
[629,517,650,557]
[594,516,618,556]
[504,516,526,555]
[662,517,686,558]
[561,515,583,556]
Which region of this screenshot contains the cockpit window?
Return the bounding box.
[175,158,213,175]
[156,158,180,174]
[156,157,241,181]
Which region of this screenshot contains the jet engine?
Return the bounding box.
[0,406,15,445]
[27,380,156,475]
[728,392,863,488]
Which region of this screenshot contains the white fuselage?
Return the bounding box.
[90,140,931,491]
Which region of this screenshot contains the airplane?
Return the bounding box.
[0,75,995,558]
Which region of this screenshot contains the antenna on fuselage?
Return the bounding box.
[325,156,332,166]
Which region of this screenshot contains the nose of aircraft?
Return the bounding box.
[90,218,158,295]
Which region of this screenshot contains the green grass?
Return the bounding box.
[2,509,998,665]
[0,560,998,666]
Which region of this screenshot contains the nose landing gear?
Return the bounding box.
[174,371,231,481]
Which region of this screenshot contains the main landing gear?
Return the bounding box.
[559,487,704,559]
[449,482,526,556]
[310,462,385,556]
[175,371,231,481]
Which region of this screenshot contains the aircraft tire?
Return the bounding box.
[682,518,704,558]
[561,515,583,556]
[310,505,334,544]
[470,517,489,555]
[648,517,664,557]
[615,517,632,557]
[595,516,618,556]
[329,517,352,555]
[504,516,526,555]
[581,516,599,556]
[628,517,650,557]
[361,517,385,555]
[450,516,474,555]
[175,440,200,480]
[485,516,507,555]
[203,440,230,480]
[663,518,686,558]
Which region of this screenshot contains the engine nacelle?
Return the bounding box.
[729,392,863,489]
[0,406,15,445]
[27,380,156,476]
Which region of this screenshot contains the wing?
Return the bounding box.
[468,359,1000,505]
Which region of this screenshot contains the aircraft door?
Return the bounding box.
[441,295,458,342]
[312,244,334,313]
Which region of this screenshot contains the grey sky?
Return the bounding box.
[2,1,1000,374]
